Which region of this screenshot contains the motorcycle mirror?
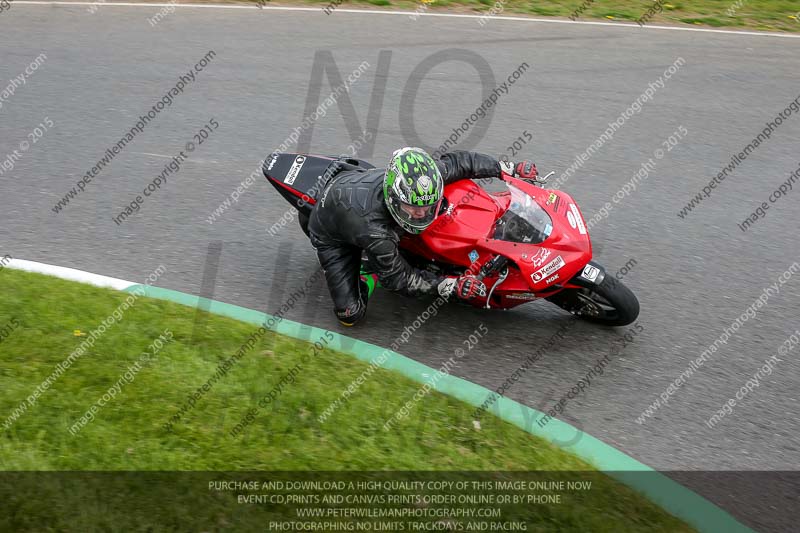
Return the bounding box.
[537,171,555,183]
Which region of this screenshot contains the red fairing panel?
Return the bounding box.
[402,179,592,308]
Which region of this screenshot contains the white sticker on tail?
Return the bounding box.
[284,155,306,185]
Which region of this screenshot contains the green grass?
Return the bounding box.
[284,0,800,32]
[0,269,693,531]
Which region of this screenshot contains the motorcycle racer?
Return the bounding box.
[307,147,538,327]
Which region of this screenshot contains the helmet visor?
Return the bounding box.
[392,197,441,231]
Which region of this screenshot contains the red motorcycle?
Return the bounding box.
[265,153,639,327]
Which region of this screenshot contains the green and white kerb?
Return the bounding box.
[383,147,444,234]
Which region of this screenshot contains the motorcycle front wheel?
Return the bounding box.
[545,275,639,327]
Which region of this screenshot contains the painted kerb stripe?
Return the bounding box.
[126,283,752,533]
[3,259,750,532]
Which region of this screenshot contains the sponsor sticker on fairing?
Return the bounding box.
[546,193,557,205]
[581,264,600,282]
[569,203,586,234]
[531,255,565,282]
[545,274,559,284]
[567,211,577,229]
[531,248,551,268]
[505,292,539,301]
[468,250,479,263]
[284,155,306,185]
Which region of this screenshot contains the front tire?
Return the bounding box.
[546,275,639,327]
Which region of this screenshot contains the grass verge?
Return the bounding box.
[253,0,800,33]
[0,268,692,531]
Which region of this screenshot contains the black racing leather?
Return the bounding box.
[308,151,501,321]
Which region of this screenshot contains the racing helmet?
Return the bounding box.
[383,147,444,234]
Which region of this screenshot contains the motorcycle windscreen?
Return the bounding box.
[491,183,553,244]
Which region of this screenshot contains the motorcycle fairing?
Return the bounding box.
[263,153,376,216]
[408,179,593,309]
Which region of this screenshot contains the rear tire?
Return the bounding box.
[546,276,639,327]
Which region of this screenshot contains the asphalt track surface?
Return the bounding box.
[2,5,799,531]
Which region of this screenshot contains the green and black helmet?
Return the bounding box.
[383,147,444,234]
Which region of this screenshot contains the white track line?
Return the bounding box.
[6,259,136,290]
[12,1,800,40]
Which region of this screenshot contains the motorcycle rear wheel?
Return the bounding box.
[546,276,639,327]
